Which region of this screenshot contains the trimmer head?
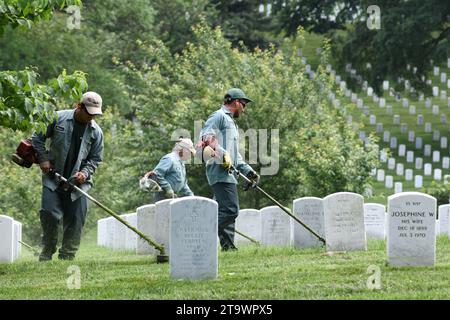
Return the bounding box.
[156,254,169,264]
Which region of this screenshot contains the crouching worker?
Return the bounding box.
[31,92,104,261]
[142,138,196,202]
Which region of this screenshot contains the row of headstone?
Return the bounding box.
[0,215,22,264]
[98,197,219,280]
[98,213,138,251]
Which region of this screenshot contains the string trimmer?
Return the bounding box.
[229,165,326,245]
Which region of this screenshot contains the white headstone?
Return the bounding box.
[388,158,396,170]
[261,206,292,247]
[424,163,432,176]
[383,81,389,91]
[364,203,386,239]
[97,218,107,247]
[415,137,423,149]
[443,157,450,169]
[13,221,22,260]
[417,115,423,125]
[377,169,385,182]
[433,86,439,97]
[433,105,439,115]
[323,192,366,251]
[124,213,137,252]
[155,199,173,256]
[369,115,376,125]
[415,157,423,169]
[438,205,450,236]
[441,114,447,124]
[414,175,423,188]
[396,163,404,176]
[136,204,157,255]
[402,98,409,108]
[425,99,431,108]
[432,151,440,163]
[441,90,447,100]
[409,105,416,115]
[105,217,115,248]
[393,115,400,125]
[385,176,394,188]
[235,209,261,244]
[433,130,440,141]
[405,169,413,181]
[383,131,390,143]
[398,145,406,157]
[440,137,448,149]
[441,73,447,83]
[407,151,414,163]
[357,99,363,108]
[380,150,388,163]
[395,182,403,194]
[424,144,431,157]
[425,123,432,133]
[390,137,397,149]
[0,215,14,263]
[376,123,383,133]
[434,169,442,181]
[386,105,393,115]
[293,197,325,248]
[408,131,415,143]
[170,196,218,280]
[359,131,366,140]
[379,98,386,108]
[401,123,408,134]
[434,66,439,76]
[112,216,127,250]
[387,192,436,266]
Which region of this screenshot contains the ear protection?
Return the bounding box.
[224,94,233,104]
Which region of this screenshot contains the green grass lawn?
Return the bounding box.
[1,233,449,300]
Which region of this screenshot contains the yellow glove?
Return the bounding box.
[222,152,232,170]
[164,189,176,199]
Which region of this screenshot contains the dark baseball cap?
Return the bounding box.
[224,88,253,103]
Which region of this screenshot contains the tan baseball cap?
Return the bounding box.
[82,92,103,115]
[177,138,196,155]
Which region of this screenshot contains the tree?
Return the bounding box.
[272,0,450,93]
[0,0,157,118]
[208,0,279,49]
[0,0,87,132]
[118,23,379,210]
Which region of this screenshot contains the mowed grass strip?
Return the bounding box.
[1,236,449,300]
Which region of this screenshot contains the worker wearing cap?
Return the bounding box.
[196,88,260,251]
[144,138,196,202]
[31,91,104,261]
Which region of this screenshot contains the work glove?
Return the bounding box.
[222,151,232,170]
[243,171,260,191]
[164,188,176,199]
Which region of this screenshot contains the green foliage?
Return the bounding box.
[0,0,81,34]
[119,23,379,209]
[424,181,450,207]
[0,0,157,116]
[0,68,87,131]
